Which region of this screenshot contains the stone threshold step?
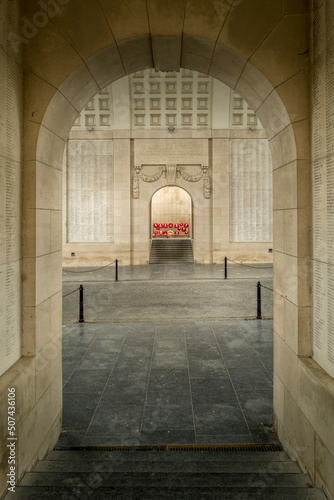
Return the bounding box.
[47,449,290,462]
[34,460,300,474]
[20,472,315,488]
[8,486,328,500]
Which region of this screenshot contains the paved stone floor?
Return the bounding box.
[60,319,274,447]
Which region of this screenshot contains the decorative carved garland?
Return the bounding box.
[133,165,166,198]
[177,166,204,183]
[132,164,211,199]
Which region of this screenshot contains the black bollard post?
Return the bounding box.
[257,281,262,319]
[115,259,119,282]
[79,284,84,323]
[224,256,227,279]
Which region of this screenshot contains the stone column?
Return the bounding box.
[113,134,131,265]
[212,134,230,263]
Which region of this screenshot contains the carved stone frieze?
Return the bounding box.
[132,164,211,198]
[133,165,166,198]
[177,166,204,183]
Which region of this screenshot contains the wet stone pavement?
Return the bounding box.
[60,319,275,447]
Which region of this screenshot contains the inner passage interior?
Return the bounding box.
[60,67,274,446]
[152,186,192,238]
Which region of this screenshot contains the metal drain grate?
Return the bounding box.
[167,444,283,452]
[55,443,283,453]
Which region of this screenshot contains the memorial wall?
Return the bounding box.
[67,140,114,243]
[312,0,334,379]
[0,1,22,377]
[230,139,273,243]
[63,70,273,265]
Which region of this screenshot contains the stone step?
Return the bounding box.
[34,459,300,474]
[5,449,328,500]
[18,471,318,488]
[7,486,328,500]
[46,450,291,462]
[150,239,194,264]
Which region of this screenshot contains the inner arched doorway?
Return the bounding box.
[35,44,297,450]
[151,186,192,239]
[19,17,313,488]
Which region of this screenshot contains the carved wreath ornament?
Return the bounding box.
[132,164,211,199]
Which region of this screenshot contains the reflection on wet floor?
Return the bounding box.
[60,320,275,447]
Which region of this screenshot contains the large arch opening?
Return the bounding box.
[61,67,274,266]
[18,29,313,486]
[53,49,280,446]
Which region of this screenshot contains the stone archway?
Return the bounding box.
[30,34,306,409]
[151,186,193,239]
[21,14,311,488]
[31,39,305,360]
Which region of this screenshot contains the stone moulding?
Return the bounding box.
[133,164,211,199]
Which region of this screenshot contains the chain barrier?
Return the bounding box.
[260,283,274,292]
[62,260,117,274]
[257,281,274,319]
[63,259,119,282]
[226,257,272,270]
[63,286,84,322]
[62,287,80,299]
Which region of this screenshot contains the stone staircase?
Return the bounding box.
[149,238,194,264]
[5,445,328,499]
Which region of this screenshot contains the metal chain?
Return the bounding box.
[62,260,117,274]
[62,287,80,298]
[259,284,274,292]
[226,257,272,270]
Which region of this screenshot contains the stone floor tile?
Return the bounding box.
[61,319,274,446]
[140,430,196,445]
[62,360,80,386]
[145,390,192,407]
[141,405,194,432]
[148,369,190,391]
[151,351,187,369]
[111,360,150,379]
[87,405,144,436]
[87,338,127,353]
[222,349,262,369]
[228,366,273,391]
[83,435,141,446]
[57,431,86,446]
[260,356,274,375]
[190,378,237,405]
[188,359,227,378]
[62,393,101,431]
[63,369,111,393]
[63,346,89,360]
[154,338,186,352]
[186,344,222,360]
[76,352,119,370]
[193,404,249,436]
[102,379,147,405]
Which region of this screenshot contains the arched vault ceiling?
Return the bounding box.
[23,0,309,88]
[22,0,309,163]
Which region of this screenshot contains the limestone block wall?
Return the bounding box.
[272,3,334,499]
[1,1,319,496]
[0,1,22,378]
[0,1,23,493]
[0,2,61,496]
